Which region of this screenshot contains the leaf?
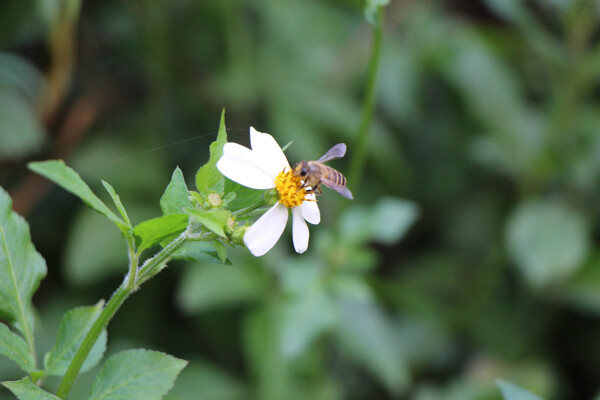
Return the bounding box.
[337,300,410,394]
[64,208,129,286]
[28,160,125,229]
[497,380,545,400]
[0,323,36,372]
[44,303,107,376]
[280,290,338,358]
[185,208,230,238]
[0,90,45,160]
[339,197,419,245]
[2,378,61,400]
[161,167,192,215]
[506,199,589,287]
[177,264,262,313]
[102,180,132,229]
[212,240,227,263]
[0,186,46,353]
[134,214,189,251]
[89,349,187,400]
[171,241,224,265]
[195,110,227,195]
[165,361,246,400]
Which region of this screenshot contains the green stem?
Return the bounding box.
[55,284,130,399]
[347,7,385,187]
[125,234,138,289]
[55,230,189,399]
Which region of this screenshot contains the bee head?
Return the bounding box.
[293,161,309,177]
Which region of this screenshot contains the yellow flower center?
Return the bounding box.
[274,169,306,208]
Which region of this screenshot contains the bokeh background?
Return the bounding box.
[2,0,600,399]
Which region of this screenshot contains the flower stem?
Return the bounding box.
[55,230,189,399]
[348,7,385,188]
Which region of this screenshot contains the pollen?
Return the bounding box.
[274,169,306,208]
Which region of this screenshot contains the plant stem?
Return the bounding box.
[347,7,385,188]
[55,230,189,399]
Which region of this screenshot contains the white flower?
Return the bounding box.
[216,127,320,256]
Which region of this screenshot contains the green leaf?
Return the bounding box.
[0,90,45,160]
[337,301,409,394]
[0,323,37,372]
[212,240,227,263]
[185,208,230,238]
[102,180,132,229]
[89,349,187,400]
[339,198,419,245]
[44,303,107,376]
[196,110,227,195]
[28,160,125,229]
[161,167,192,215]
[171,241,224,265]
[2,378,61,400]
[506,199,589,287]
[497,380,545,400]
[134,214,189,251]
[0,186,46,355]
[177,264,262,313]
[280,290,338,359]
[165,361,246,400]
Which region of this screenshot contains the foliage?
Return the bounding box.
[2,0,600,399]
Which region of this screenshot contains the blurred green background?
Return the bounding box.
[2,0,600,399]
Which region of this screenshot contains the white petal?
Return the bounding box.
[244,203,289,256]
[300,193,320,224]
[292,207,310,254]
[249,127,290,175]
[217,143,275,189]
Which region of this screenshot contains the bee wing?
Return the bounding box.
[318,143,347,163]
[319,176,353,200]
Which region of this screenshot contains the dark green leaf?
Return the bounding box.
[89,349,187,400]
[185,208,230,238]
[497,380,545,400]
[134,214,189,251]
[0,323,36,372]
[44,303,107,376]
[195,110,227,195]
[0,90,44,160]
[0,186,46,354]
[506,199,589,287]
[177,264,262,313]
[161,167,192,215]
[102,180,132,229]
[2,378,61,400]
[171,241,224,265]
[28,160,125,229]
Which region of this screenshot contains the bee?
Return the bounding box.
[293,143,353,200]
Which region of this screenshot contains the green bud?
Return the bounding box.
[207,193,223,207]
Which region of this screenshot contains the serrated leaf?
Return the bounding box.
[171,241,224,265]
[165,361,247,400]
[0,323,37,372]
[161,167,192,215]
[89,349,187,400]
[506,199,589,287]
[102,180,132,229]
[44,303,107,376]
[0,186,46,355]
[2,378,61,400]
[28,160,125,229]
[195,110,227,195]
[134,214,189,251]
[497,380,545,400]
[177,264,262,313]
[185,208,230,238]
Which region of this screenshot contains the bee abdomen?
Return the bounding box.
[329,168,346,186]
